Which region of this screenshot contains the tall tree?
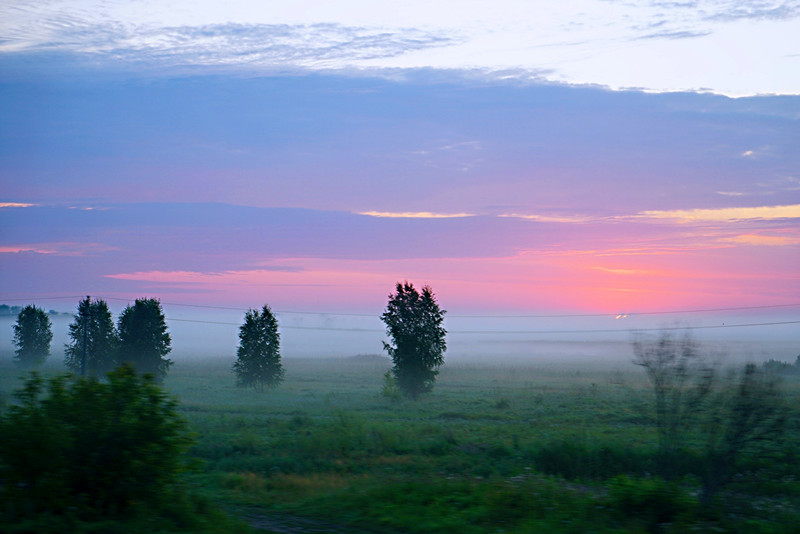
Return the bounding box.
[118,298,173,381]
[233,305,284,390]
[64,297,119,375]
[12,305,53,367]
[381,282,447,399]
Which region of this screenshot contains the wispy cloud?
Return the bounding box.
[106,267,310,284]
[722,233,800,246]
[498,213,595,223]
[0,202,36,208]
[592,267,652,275]
[635,29,712,40]
[638,204,800,222]
[358,211,474,219]
[0,242,117,256]
[410,140,482,156]
[0,245,58,254]
[705,1,800,22]
[1,19,458,71]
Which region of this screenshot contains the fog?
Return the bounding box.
[1,305,797,366]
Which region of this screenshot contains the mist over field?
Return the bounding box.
[2,307,796,364]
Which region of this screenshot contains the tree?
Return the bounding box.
[233,305,284,390]
[633,331,789,503]
[64,296,119,375]
[632,330,714,466]
[12,305,53,367]
[381,281,447,399]
[0,365,192,519]
[700,363,788,504]
[118,298,173,381]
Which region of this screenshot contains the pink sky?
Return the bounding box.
[1,66,799,319]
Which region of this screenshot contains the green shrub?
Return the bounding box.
[380,370,402,402]
[529,439,654,479]
[607,475,694,531]
[0,364,193,520]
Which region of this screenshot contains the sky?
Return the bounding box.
[1,1,799,355]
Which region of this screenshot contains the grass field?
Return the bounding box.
[2,351,799,533]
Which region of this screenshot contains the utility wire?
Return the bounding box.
[4,294,796,333]
[0,295,87,302]
[164,316,800,335]
[4,294,799,320]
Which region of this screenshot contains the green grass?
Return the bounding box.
[2,353,799,533]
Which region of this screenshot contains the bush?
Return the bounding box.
[0,364,193,521]
[529,439,655,479]
[607,474,694,531]
[380,370,402,402]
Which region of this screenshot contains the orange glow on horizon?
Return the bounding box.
[103,237,799,314]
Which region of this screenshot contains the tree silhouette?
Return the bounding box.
[381,282,447,399]
[64,297,119,375]
[233,305,284,390]
[12,305,53,367]
[118,298,173,381]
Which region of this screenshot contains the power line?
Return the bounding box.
[0,295,87,302]
[163,316,800,335]
[4,294,799,320]
[448,302,800,319]
[3,294,795,333]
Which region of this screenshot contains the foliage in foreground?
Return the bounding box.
[0,365,245,532]
[633,331,791,503]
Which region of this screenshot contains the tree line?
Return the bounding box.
[10,282,449,397]
[12,296,175,381]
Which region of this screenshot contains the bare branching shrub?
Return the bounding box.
[633,330,790,505]
[632,330,714,462]
[701,363,788,503]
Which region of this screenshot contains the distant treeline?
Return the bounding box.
[763,356,800,375]
[0,304,68,317]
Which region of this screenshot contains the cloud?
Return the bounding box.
[106,267,310,284]
[638,204,800,222]
[0,242,116,256]
[0,202,36,208]
[705,1,800,21]
[635,29,712,40]
[1,19,459,71]
[0,245,58,254]
[358,211,474,219]
[410,140,482,155]
[498,213,595,223]
[722,233,800,246]
[593,267,652,275]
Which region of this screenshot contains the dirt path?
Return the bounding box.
[231,507,384,534]
[241,512,347,533]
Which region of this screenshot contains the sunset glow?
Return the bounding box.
[1,1,798,321]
